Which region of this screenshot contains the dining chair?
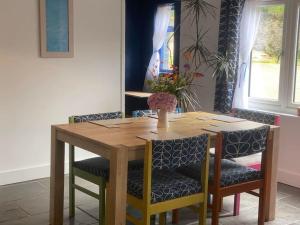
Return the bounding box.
[177,126,271,225]
[126,134,211,225]
[68,111,144,225]
[231,108,280,126]
[132,110,154,117]
[231,108,280,215]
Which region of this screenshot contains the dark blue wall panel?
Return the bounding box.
[125,0,180,114]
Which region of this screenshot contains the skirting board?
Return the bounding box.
[0,163,69,186]
[278,168,300,189]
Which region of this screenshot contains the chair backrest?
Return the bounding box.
[221,126,270,159]
[69,111,122,123]
[132,110,153,118]
[151,134,209,170]
[232,108,280,125]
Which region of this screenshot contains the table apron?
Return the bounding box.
[56,130,111,159]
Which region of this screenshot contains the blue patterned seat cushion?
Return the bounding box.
[127,169,202,203]
[177,158,262,187]
[73,157,144,180]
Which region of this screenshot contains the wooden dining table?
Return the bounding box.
[49,111,280,225]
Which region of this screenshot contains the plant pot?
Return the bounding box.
[157,109,169,128]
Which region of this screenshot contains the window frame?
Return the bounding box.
[287,0,300,107]
[159,8,175,73]
[248,0,300,115]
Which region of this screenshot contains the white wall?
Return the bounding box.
[180,0,221,112]
[278,115,300,188]
[0,0,123,185]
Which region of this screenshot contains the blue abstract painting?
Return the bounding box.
[46,0,69,52]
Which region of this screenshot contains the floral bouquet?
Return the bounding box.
[147,64,204,112]
[148,92,177,112]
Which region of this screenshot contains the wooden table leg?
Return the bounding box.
[106,146,128,225]
[49,127,65,225]
[265,128,280,221]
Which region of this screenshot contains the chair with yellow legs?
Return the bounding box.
[68,111,144,225]
[126,134,210,225]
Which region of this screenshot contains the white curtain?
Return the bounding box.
[143,5,172,92]
[232,0,261,109]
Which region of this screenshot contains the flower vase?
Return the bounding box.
[157,109,169,128]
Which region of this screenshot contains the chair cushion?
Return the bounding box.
[177,158,262,187]
[73,157,144,180]
[127,169,202,203]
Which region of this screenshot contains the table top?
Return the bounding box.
[54,111,278,152]
[125,91,152,98]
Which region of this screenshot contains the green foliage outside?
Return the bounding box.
[253,5,284,63]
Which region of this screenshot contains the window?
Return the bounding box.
[159,6,175,72]
[294,11,300,103]
[250,4,284,101]
[248,0,300,114]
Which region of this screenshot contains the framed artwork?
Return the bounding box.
[40,0,74,58]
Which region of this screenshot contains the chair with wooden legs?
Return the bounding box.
[231,108,280,216]
[126,134,211,225]
[68,111,144,225]
[177,126,272,225]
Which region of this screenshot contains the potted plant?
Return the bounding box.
[146,0,231,119]
[147,65,203,128]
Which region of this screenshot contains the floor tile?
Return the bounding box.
[0,181,47,204]
[16,194,50,216]
[0,202,29,223]
[1,178,300,225]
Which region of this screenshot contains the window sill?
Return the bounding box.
[248,100,299,116]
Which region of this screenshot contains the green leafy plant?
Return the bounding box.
[147,0,231,112]
[183,0,216,18]
[165,0,216,69]
[183,30,211,69]
[208,51,235,79]
[181,0,216,69]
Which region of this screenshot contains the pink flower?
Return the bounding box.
[148,93,177,112]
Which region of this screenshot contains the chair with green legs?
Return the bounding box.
[68,111,144,225]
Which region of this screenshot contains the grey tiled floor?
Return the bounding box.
[1,177,300,225]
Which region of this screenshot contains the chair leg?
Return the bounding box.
[199,200,207,225]
[172,209,179,224]
[212,193,221,225]
[99,182,106,225]
[233,194,241,216]
[69,172,75,218]
[143,212,151,225]
[159,212,167,225]
[105,183,109,225]
[258,188,266,225]
[69,146,75,218]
